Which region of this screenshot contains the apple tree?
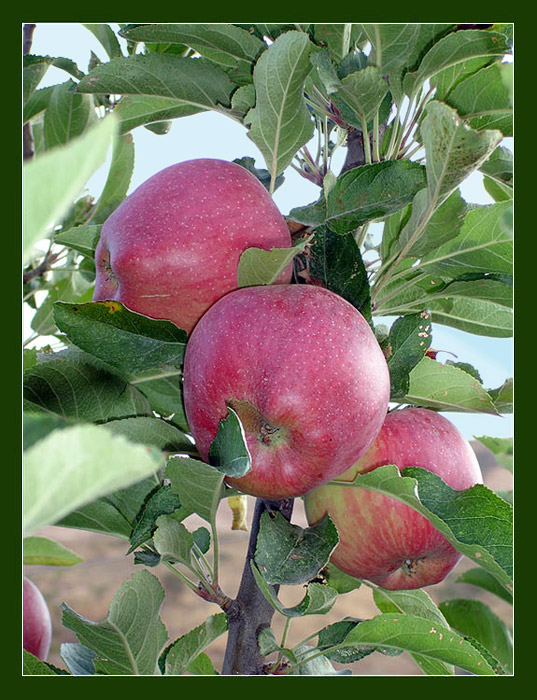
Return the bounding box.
[23,22,513,676]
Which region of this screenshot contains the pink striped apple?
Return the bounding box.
[23,577,52,661]
[183,284,390,499]
[304,408,483,589]
[93,159,293,334]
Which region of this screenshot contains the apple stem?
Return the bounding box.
[221,497,294,675]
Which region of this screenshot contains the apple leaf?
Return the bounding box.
[372,587,454,675]
[331,613,496,675]
[61,570,168,675]
[53,300,187,374]
[114,95,205,133]
[487,378,513,414]
[43,80,97,149]
[24,357,151,421]
[23,535,83,566]
[312,24,366,61]
[258,627,298,663]
[153,515,195,567]
[54,224,102,258]
[445,62,512,136]
[75,54,235,113]
[289,160,426,234]
[165,456,225,524]
[91,133,135,224]
[23,650,68,675]
[345,463,513,591]
[23,115,116,263]
[158,614,227,675]
[456,568,513,605]
[208,406,251,478]
[323,562,362,594]
[331,66,389,129]
[287,646,350,675]
[128,484,183,553]
[23,424,163,535]
[120,24,265,86]
[246,31,314,183]
[479,145,513,186]
[83,23,123,59]
[404,356,498,413]
[387,311,432,399]
[102,416,193,452]
[60,643,98,675]
[316,620,378,665]
[307,225,372,323]
[255,512,339,585]
[421,201,512,279]
[251,563,338,618]
[237,235,312,288]
[439,599,513,674]
[23,412,73,449]
[23,54,53,103]
[232,156,285,191]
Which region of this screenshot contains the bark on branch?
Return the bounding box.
[222,497,294,675]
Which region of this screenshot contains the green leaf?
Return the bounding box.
[421,201,512,278]
[439,599,513,674]
[488,378,513,414]
[316,620,377,665]
[338,613,496,675]
[24,85,54,123]
[425,295,513,337]
[121,24,265,85]
[288,646,347,675]
[332,66,389,129]
[62,570,168,675]
[323,562,362,594]
[291,160,426,234]
[313,24,366,61]
[456,567,513,604]
[431,55,494,101]
[60,643,98,675]
[54,224,102,258]
[387,311,432,399]
[76,54,234,114]
[103,416,192,451]
[255,512,339,585]
[30,271,94,337]
[23,650,65,675]
[23,412,72,449]
[208,406,251,478]
[421,101,502,205]
[404,30,512,96]
[373,587,454,675]
[23,55,53,103]
[346,463,513,590]
[91,133,135,224]
[232,156,285,191]
[114,95,204,134]
[24,357,150,422]
[186,652,216,675]
[445,62,512,136]
[307,225,372,323]
[163,614,227,675]
[23,424,163,535]
[23,115,117,263]
[83,23,123,59]
[237,235,311,288]
[53,301,187,374]
[43,80,97,149]
[246,31,314,182]
[153,515,194,566]
[23,535,83,566]
[251,563,338,618]
[474,436,513,472]
[58,474,159,540]
[135,374,188,430]
[404,356,498,413]
[128,484,182,552]
[165,456,225,524]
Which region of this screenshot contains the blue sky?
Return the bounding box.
[26,23,513,441]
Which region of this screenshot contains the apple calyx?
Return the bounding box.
[227,398,288,449]
[401,558,421,576]
[101,248,118,288]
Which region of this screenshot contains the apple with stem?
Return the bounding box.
[23,577,52,661]
[93,159,293,334]
[183,284,390,500]
[304,407,484,590]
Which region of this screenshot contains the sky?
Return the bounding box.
[24,23,514,441]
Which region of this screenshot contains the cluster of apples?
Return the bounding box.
[93,159,482,591]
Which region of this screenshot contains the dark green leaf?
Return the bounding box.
[439,599,513,674]
[232,156,284,191]
[91,134,135,224]
[332,66,389,129]
[62,570,168,675]
[24,85,54,123]
[129,484,182,552]
[153,515,194,566]
[313,24,366,61]
[23,55,53,103]
[388,311,432,398]
[54,301,187,374]
[23,412,73,449]
[44,80,97,149]
[163,614,227,675]
[208,407,251,478]
[23,650,66,675]
[456,568,513,604]
[323,562,362,594]
[103,416,192,452]
[307,225,372,322]
[237,235,311,288]
[54,224,102,258]
[165,456,225,524]
[255,512,338,585]
[83,23,123,59]
[487,378,512,413]
[115,95,204,134]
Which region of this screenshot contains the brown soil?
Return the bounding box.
[26,441,513,676]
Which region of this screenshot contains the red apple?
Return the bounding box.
[23,577,52,661]
[93,158,293,334]
[304,408,483,589]
[183,284,390,499]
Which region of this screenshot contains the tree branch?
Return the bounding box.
[222,497,294,675]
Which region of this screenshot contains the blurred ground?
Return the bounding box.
[25,440,513,676]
